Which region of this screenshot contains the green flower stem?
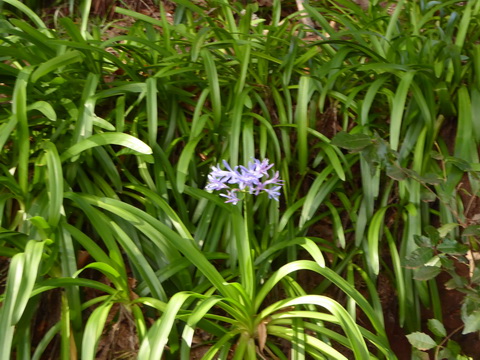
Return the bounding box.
[243,198,256,301]
[232,200,256,302]
[244,195,261,255]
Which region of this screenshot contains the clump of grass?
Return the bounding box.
[1,0,479,359]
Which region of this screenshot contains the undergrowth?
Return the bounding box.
[1,0,480,359]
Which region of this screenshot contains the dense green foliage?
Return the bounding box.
[1,0,480,358]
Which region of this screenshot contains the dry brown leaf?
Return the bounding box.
[257,320,268,353]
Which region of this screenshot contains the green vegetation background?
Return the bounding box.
[1,0,480,359]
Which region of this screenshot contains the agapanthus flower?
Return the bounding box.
[205,158,283,204]
[220,189,240,205]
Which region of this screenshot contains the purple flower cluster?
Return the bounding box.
[205,158,283,205]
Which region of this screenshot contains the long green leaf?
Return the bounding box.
[146,77,158,146]
[3,0,47,28]
[261,295,370,359]
[176,134,204,193]
[12,67,33,196]
[72,73,99,144]
[180,296,223,359]
[295,76,312,174]
[390,71,415,151]
[110,221,167,300]
[81,301,114,360]
[202,49,221,127]
[12,240,45,324]
[0,117,17,151]
[138,292,192,360]
[61,133,152,162]
[68,193,235,298]
[44,143,63,227]
[255,260,386,339]
[0,254,25,359]
[31,51,85,83]
[366,206,389,276]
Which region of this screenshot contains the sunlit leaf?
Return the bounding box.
[406,332,437,351]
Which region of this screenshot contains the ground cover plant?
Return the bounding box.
[1,0,480,359]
